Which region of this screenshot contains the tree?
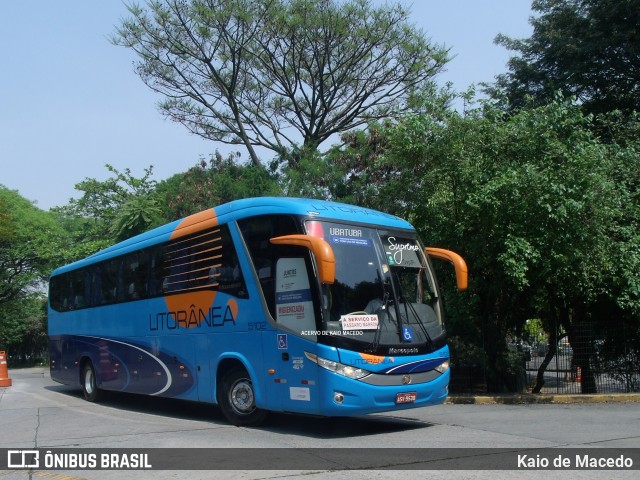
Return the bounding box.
[0,296,48,365]
[55,164,163,247]
[156,151,281,221]
[113,0,449,166]
[0,187,67,357]
[0,187,66,307]
[328,95,638,392]
[491,0,640,116]
[110,194,163,242]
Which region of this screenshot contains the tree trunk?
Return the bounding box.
[532,327,559,393]
[568,311,597,394]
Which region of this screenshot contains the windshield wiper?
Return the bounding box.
[370,270,390,350]
[402,294,434,348]
[393,269,434,349]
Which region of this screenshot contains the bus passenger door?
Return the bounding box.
[267,256,320,414]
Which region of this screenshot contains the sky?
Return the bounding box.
[0,1,534,211]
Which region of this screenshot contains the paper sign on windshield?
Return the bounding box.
[340,314,379,331]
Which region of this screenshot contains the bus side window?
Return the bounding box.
[238,215,300,318]
[101,259,119,304]
[148,249,163,296]
[90,265,102,307]
[50,275,69,312]
[71,270,86,309]
[161,224,248,299]
[215,227,248,298]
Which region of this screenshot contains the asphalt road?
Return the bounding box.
[1,367,639,480]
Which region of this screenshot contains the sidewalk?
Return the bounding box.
[447,393,640,404]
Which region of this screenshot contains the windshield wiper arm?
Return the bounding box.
[394,269,434,348]
[402,294,434,348]
[371,270,389,350]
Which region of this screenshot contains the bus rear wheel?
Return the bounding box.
[81,361,103,402]
[217,367,268,426]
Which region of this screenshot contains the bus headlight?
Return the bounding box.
[434,360,450,374]
[305,352,370,380]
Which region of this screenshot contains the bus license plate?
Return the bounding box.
[396,392,417,404]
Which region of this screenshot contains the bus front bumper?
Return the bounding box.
[316,368,449,416]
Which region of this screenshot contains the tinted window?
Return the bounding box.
[162,225,247,298]
[238,215,300,317]
[49,224,248,312]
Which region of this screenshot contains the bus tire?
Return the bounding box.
[81,361,103,402]
[217,366,268,426]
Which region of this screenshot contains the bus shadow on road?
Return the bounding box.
[46,386,433,438]
[46,385,226,422]
[260,412,434,439]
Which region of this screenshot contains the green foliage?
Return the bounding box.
[278,145,346,199]
[596,342,640,393]
[54,164,162,249]
[522,319,545,345]
[0,188,62,355]
[0,186,67,307]
[156,152,281,221]
[491,0,640,116]
[0,197,13,242]
[0,296,47,365]
[110,194,163,242]
[447,335,488,393]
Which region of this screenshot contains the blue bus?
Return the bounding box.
[48,197,467,426]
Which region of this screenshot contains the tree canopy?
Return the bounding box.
[0,187,67,358]
[491,0,640,115]
[328,95,640,392]
[55,164,162,246]
[156,151,281,220]
[113,0,449,165]
[0,186,66,306]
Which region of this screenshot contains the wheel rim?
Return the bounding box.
[84,368,94,395]
[229,378,255,415]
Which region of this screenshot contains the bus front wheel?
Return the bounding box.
[217,367,268,426]
[81,361,103,402]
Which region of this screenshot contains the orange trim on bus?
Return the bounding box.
[170,209,219,240]
[425,248,468,291]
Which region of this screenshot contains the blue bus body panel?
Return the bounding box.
[49,334,197,397]
[49,291,256,402]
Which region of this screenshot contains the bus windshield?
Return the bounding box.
[306,221,445,354]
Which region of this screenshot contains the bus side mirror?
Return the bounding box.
[270,235,336,285]
[425,248,468,291]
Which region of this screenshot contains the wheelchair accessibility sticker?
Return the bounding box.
[402,327,413,342]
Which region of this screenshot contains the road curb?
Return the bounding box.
[447,393,640,405]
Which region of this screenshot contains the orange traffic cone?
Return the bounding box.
[0,351,12,387]
[575,367,582,383]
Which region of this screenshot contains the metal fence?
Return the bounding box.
[524,342,640,394]
[449,323,640,395]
